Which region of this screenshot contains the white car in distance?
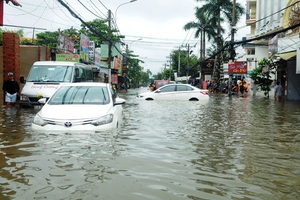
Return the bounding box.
[137,84,209,101]
[32,82,125,132]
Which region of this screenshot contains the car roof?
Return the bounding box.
[154,80,169,82]
[162,83,190,86]
[33,61,86,66]
[60,82,109,87]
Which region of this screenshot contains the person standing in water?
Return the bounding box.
[2,72,20,106]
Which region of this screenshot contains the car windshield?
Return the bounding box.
[48,86,110,105]
[27,65,73,82]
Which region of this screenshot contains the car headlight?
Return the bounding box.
[20,94,29,101]
[91,114,114,126]
[32,114,48,126]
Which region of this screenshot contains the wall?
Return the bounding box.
[255,0,288,35]
[1,33,50,104]
[287,59,300,100]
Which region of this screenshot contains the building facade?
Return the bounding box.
[244,0,300,100]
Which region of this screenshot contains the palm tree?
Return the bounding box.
[184,11,218,61]
[196,0,244,40]
[195,0,244,80]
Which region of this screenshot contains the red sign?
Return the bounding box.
[228,61,247,74]
[111,74,118,84]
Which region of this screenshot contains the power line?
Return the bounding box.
[237,0,300,30]
[88,0,107,19]
[205,21,300,62]
[77,0,104,19]
[97,0,109,11]
[57,0,108,41]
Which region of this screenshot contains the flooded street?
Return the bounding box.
[0,88,300,200]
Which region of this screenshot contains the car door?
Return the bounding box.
[174,85,194,100]
[154,85,176,100]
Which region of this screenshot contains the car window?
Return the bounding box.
[48,86,110,105]
[159,85,176,93]
[176,85,194,91]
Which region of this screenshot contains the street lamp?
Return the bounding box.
[115,0,138,23]
[129,38,142,49]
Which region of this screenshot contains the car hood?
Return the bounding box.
[38,104,113,120]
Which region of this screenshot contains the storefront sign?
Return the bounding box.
[228,61,247,74]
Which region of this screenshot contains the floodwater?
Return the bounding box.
[0,88,299,200]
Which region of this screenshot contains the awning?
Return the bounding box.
[276,51,297,60]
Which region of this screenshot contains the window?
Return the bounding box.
[176,85,193,91]
[159,85,176,93]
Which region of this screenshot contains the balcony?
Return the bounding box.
[246,0,256,25]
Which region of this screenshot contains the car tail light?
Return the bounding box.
[200,91,209,95]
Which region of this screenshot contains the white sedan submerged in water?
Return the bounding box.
[137,84,209,101]
[31,82,125,132]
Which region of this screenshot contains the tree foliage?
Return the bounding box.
[0,28,24,44]
[169,49,199,79]
[35,31,59,49]
[249,58,275,97]
[184,0,245,80]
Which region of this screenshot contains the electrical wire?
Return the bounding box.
[77,0,104,19]
[97,0,109,11]
[88,0,107,19]
[237,0,300,30]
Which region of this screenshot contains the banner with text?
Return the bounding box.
[228,61,247,74]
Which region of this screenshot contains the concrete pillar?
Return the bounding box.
[2,32,20,103]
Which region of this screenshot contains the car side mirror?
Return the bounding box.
[20,76,26,84]
[114,97,125,106]
[38,98,47,104]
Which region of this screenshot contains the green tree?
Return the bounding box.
[127,54,145,88]
[196,0,244,41]
[80,19,123,48]
[169,49,199,79]
[140,69,152,85]
[193,0,245,79]
[153,72,164,80]
[63,27,80,49]
[184,9,218,59]
[35,31,59,49]
[250,58,275,97]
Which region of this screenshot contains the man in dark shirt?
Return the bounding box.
[2,72,20,106]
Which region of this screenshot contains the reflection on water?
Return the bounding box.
[0,90,299,200]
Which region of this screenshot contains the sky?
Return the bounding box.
[3,0,249,75]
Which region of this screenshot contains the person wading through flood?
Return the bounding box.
[274,81,283,101]
[2,72,20,106]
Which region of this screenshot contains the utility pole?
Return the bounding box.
[186,44,190,78]
[178,46,181,76]
[168,55,172,80]
[107,10,112,84]
[229,0,236,96]
[230,0,236,62]
[199,27,203,85]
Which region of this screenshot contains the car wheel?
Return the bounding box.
[189,98,199,101]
